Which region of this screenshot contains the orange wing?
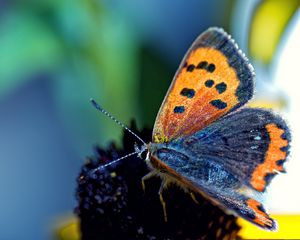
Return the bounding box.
[153,27,255,143]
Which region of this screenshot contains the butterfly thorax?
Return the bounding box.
[147,142,199,192]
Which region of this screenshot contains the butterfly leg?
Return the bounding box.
[158,179,168,222]
[141,170,156,192]
[190,192,199,204]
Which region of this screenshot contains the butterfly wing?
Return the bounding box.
[189,108,290,193]
[151,108,290,229]
[153,27,254,143]
[202,185,277,230]
[155,108,290,192]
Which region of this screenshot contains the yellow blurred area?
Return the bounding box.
[238,214,300,239]
[247,98,287,110]
[249,0,300,63]
[55,217,80,240]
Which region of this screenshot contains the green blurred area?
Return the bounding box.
[0,1,170,153]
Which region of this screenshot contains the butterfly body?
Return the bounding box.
[144,27,291,231]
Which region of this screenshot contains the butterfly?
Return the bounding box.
[91,27,291,231]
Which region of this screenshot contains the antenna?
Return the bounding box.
[90,98,147,146]
[89,150,140,176]
[88,100,148,175]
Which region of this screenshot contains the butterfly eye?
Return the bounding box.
[136,149,149,160]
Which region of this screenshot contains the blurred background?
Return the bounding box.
[0,0,299,239]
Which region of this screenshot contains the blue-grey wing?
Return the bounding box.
[152,108,290,229]
[158,108,290,193]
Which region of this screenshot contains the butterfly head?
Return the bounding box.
[134,142,150,160]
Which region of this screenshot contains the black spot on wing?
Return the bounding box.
[196,61,216,73]
[215,82,227,94]
[197,61,208,69]
[207,63,215,72]
[205,79,214,88]
[180,88,195,98]
[210,99,227,109]
[187,64,195,72]
[174,106,185,113]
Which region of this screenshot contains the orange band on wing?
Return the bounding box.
[251,123,288,191]
[246,199,274,228]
